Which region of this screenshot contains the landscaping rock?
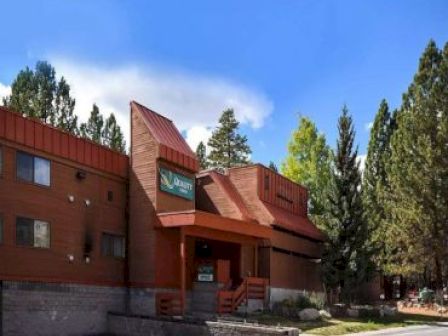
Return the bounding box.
[383,306,397,317]
[319,309,332,319]
[347,308,359,318]
[329,304,347,318]
[299,308,320,321]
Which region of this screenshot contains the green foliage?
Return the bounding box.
[385,40,448,287]
[321,106,374,302]
[207,109,251,168]
[102,113,126,153]
[268,161,278,172]
[195,141,208,170]
[362,100,396,266]
[80,104,104,144]
[281,116,331,225]
[4,61,78,134]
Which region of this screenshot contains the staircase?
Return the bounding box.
[217,277,269,315]
[189,282,221,314]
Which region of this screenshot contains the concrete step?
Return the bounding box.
[192,282,221,292]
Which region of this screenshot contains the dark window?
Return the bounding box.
[101,233,125,258]
[107,191,114,202]
[17,152,51,186]
[16,217,50,248]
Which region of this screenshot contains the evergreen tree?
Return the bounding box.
[322,106,373,302]
[281,116,331,225]
[80,104,104,143]
[4,61,78,133]
[54,77,77,134]
[207,109,251,168]
[268,161,278,172]
[387,40,448,287]
[196,141,208,170]
[102,113,126,153]
[362,100,395,265]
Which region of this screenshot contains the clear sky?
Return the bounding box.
[1,1,447,166]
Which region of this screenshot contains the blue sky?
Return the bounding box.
[1,1,448,166]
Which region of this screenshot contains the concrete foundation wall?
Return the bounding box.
[1,281,126,336]
[107,314,298,336]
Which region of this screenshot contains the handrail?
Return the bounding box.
[156,292,183,316]
[217,277,269,314]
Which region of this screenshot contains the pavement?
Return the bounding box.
[342,322,448,336]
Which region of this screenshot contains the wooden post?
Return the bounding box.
[180,228,186,315]
[254,244,258,277]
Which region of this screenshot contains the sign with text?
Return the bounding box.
[159,167,194,200]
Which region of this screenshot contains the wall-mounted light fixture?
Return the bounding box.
[68,195,75,203]
[85,199,91,207]
[67,254,75,263]
[85,256,91,264]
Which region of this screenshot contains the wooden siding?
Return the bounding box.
[0,142,127,286]
[0,107,128,178]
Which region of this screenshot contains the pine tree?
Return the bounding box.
[281,116,331,225]
[102,113,126,153]
[4,61,78,133]
[322,105,373,302]
[268,161,278,172]
[207,109,251,168]
[54,77,77,134]
[362,100,395,265]
[196,141,208,170]
[80,104,104,143]
[387,40,448,288]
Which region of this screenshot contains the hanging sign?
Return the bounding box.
[159,167,194,200]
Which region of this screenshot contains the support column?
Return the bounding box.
[180,228,186,315]
[254,243,258,277]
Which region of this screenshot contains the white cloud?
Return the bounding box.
[52,58,273,150]
[0,83,11,101]
[185,126,213,153]
[365,121,373,131]
[357,154,367,172]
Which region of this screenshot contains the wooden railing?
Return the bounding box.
[155,292,183,316]
[217,277,269,314]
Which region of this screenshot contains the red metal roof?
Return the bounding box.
[131,101,199,172]
[262,202,325,241]
[0,107,128,178]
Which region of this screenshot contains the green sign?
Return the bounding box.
[159,167,194,200]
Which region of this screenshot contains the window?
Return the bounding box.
[101,233,125,258]
[16,217,50,248]
[17,151,51,186]
[107,191,114,202]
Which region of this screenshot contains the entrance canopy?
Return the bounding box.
[157,210,272,240]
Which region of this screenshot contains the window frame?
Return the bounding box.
[101,232,125,259]
[16,151,51,187]
[15,216,51,249]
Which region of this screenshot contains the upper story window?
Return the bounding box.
[101,233,125,258]
[16,216,50,248]
[17,151,51,187]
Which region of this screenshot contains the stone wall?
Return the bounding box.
[107,314,299,336]
[1,281,126,336]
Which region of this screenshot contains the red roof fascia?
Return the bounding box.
[131,101,199,172]
[0,107,128,178]
[157,210,271,239]
[263,202,325,241]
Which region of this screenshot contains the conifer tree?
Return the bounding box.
[196,141,208,170]
[80,104,104,144]
[387,40,448,287]
[362,100,395,264]
[322,106,373,302]
[54,77,77,134]
[268,161,278,172]
[102,113,126,153]
[281,117,331,225]
[207,109,251,168]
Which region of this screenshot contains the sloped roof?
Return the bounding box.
[131,101,199,171]
[262,202,325,242]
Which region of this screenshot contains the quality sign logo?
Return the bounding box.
[159,167,194,200]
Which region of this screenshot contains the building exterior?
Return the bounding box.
[0,101,324,335]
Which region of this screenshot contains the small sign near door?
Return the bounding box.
[197,264,214,282]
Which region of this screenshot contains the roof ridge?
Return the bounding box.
[130,100,173,122]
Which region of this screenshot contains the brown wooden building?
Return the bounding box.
[0,102,324,335]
